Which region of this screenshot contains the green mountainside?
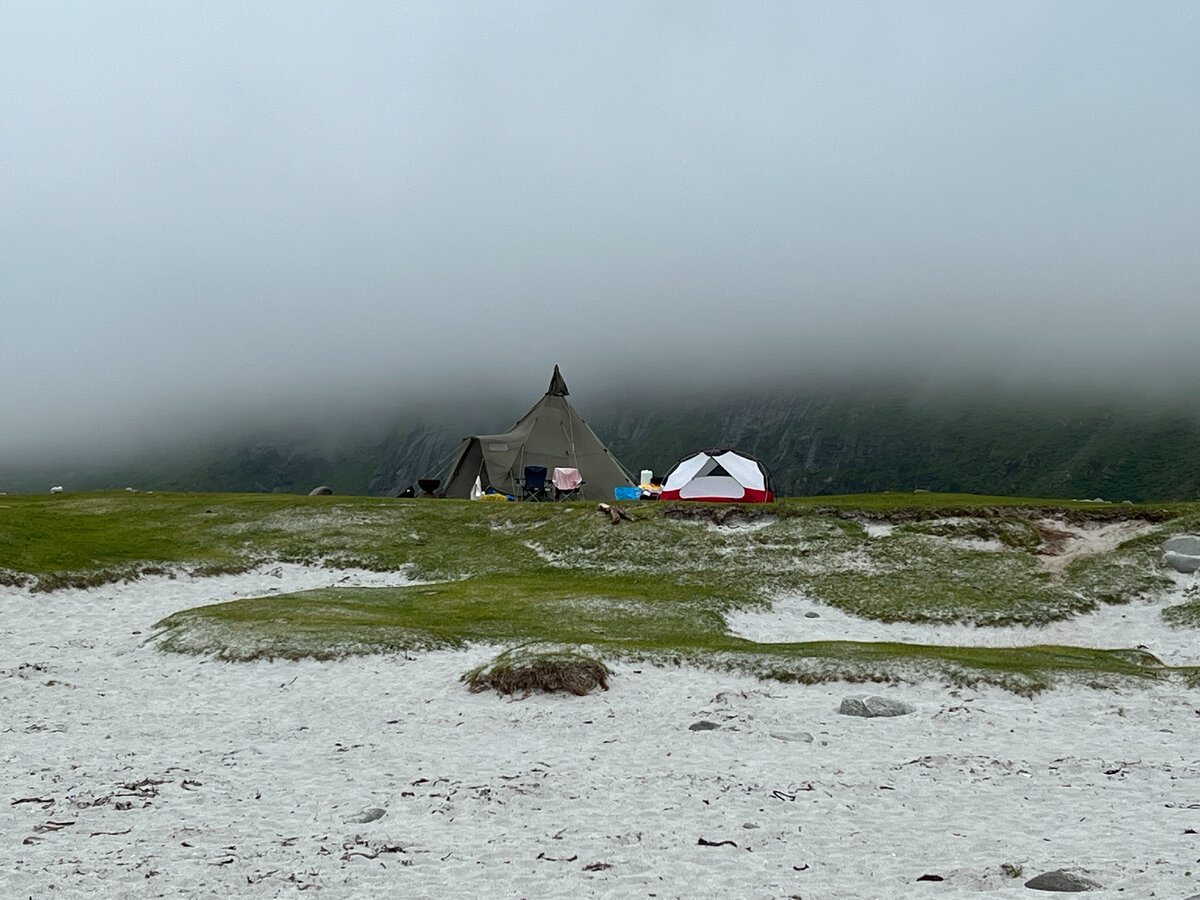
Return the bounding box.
[5,390,1200,502]
[600,393,1200,503]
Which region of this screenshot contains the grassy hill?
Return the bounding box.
[4,490,1199,693]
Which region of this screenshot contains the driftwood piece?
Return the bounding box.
[597,503,633,525]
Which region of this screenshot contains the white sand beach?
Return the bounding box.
[5,564,1200,898]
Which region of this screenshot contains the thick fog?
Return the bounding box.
[3,3,1198,460]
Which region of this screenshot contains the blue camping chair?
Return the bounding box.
[521,466,549,501]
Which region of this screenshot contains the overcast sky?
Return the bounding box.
[3,2,1199,457]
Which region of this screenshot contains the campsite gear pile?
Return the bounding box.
[427,367,777,503]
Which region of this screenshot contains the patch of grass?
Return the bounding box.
[31,567,144,593]
[463,645,612,696]
[153,573,735,661]
[1163,596,1200,628]
[780,492,1182,517]
[0,569,31,588]
[154,568,1179,692]
[186,561,260,579]
[0,491,555,585]
[0,492,331,578]
[896,516,1043,551]
[692,639,1168,696]
[1062,526,1177,605]
[805,564,1089,626]
[787,522,1092,626]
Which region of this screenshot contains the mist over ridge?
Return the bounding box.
[5,365,1200,504]
[3,4,1198,472]
[7,354,1200,469]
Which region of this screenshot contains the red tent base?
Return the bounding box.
[659,488,774,503]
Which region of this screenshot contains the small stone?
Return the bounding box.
[742,822,760,829]
[839,696,915,718]
[689,720,721,731]
[804,611,820,618]
[1024,868,1102,891]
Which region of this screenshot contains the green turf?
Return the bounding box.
[151,572,1179,694]
[3,490,1196,691]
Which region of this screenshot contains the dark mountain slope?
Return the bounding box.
[6,390,1200,502]
[597,393,1200,502]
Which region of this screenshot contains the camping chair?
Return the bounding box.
[552,467,584,501]
[521,466,549,501]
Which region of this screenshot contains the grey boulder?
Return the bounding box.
[1165,551,1200,574]
[1164,535,1200,555]
[838,696,915,718]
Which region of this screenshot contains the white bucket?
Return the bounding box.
[640,469,653,485]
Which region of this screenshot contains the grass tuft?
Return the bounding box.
[0,569,31,588]
[463,645,612,696]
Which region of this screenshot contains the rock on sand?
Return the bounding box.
[1024,868,1103,891]
[838,696,915,717]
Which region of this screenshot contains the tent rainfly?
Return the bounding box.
[659,447,775,503]
[439,366,635,501]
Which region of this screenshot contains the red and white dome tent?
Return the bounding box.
[658,447,775,503]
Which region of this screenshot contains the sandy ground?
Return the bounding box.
[5,560,1200,898]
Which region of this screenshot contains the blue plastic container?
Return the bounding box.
[613,486,642,500]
